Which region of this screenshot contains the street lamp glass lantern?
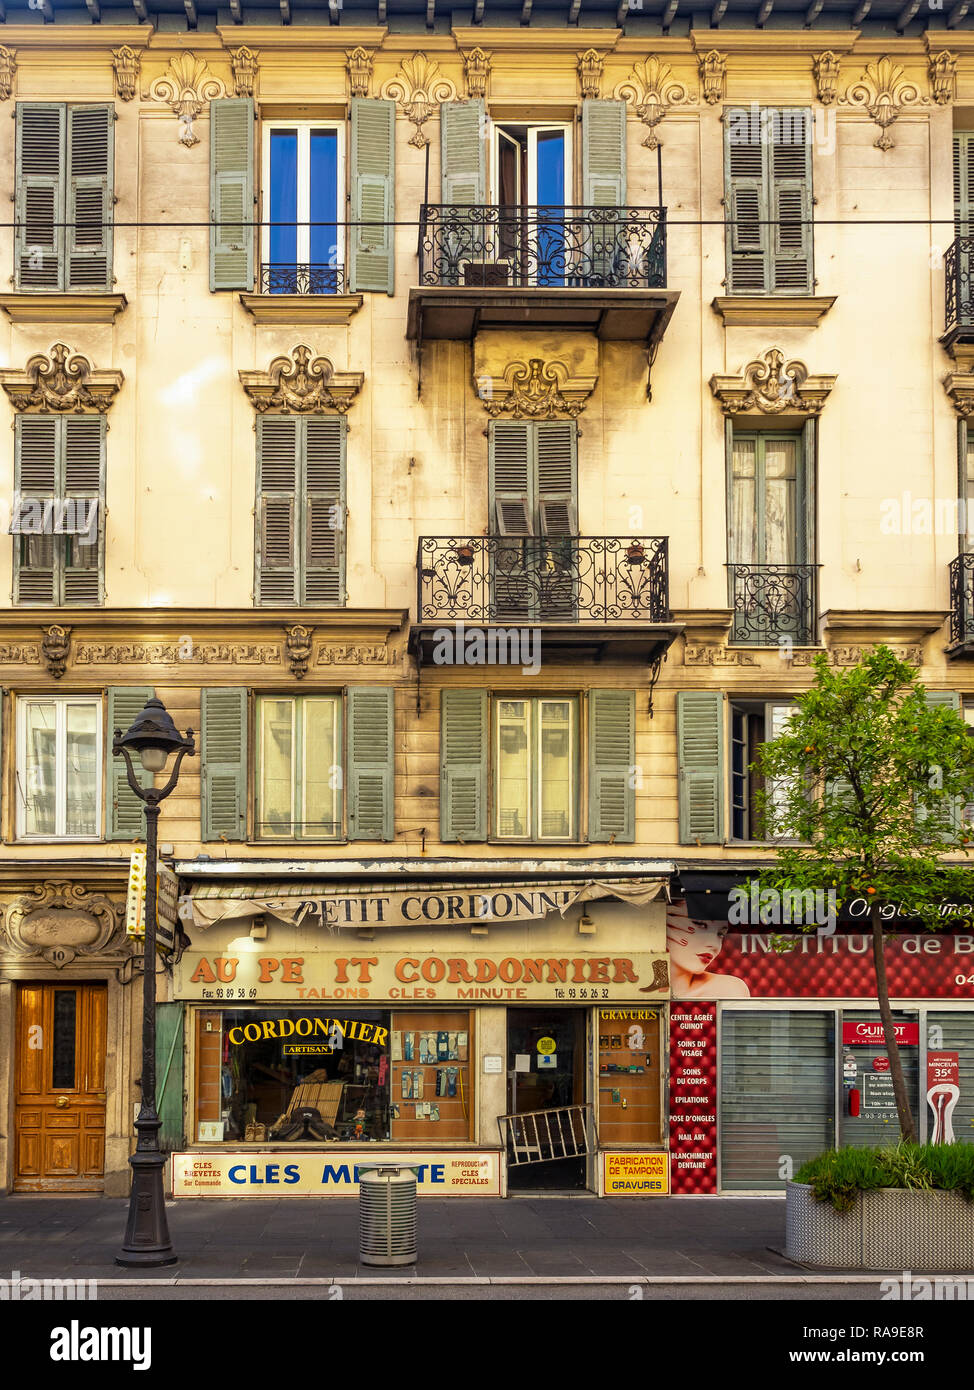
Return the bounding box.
[117,696,191,774]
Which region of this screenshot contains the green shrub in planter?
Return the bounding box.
[794,1142,974,1213]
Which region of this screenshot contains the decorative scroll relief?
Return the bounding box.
[74,642,283,665]
[791,645,924,666]
[699,51,726,105]
[0,47,16,102]
[285,625,314,679]
[230,46,258,99]
[1,882,122,968]
[113,45,139,102]
[709,348,835,418]
[479,358,595,420]
[684,646,757,666]
[43,625,71,679]
[813,51,840,106]
[346,46,374,99]
[616,57,693,150]
[461,47,491,100]
[146,53,228,147]
[0,644,41,664]
[842,57,924,152]
[578,49,604,100]
[315,644,394,665]
[0,344,123,414]
[929,51,957,107]
[239,347,364,415]
[382,53,456,149]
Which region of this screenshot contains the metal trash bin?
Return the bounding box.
[358,1165,418,1267]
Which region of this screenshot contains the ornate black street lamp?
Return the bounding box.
[114,695,195,1268]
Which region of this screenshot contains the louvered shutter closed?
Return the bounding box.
[440,99,486,204]
[209,97,254,292]
[581,99,626,207]
[304,415,345,606]
[588,688,635,843]
[536,422,577,535]
[490,422,534,536]
[66,104,114,292]
[954,133,974,239]
[725,107,769,294]
[14,416,58,605]
[62,415,105,605]
[256,415,299,605]
[770,109,812,294]
[201,688,248,842]
[15,102,65,291]
[677,691,725,844]
[440,688,487,842]
[107,686,153,840]
[350,98,396,295]
[347,686,394,841]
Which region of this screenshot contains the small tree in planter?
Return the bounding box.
[751,645,974,1142]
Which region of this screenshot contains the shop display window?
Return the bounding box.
[597,1008,663,1145]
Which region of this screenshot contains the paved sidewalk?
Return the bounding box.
[0,1194,794,1281]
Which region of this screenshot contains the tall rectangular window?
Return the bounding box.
[729,700,799,842]
[494,696,577,841]
[16,696,102,840]
[263,122,343,293]
[12,415,105,606]
[256,695,342,840]
[724,106,812,295]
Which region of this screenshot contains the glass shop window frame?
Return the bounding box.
[491,694,580,844]
[15,693,103,842]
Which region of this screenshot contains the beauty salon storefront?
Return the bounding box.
[168,860,674,1198]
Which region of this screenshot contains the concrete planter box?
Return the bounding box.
[786,1181,974,1271]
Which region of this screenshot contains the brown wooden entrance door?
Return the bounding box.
[14,983,108,1192]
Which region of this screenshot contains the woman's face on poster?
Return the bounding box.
[666,909,728,975]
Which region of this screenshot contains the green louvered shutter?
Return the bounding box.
[347,686,394,841]
[725,106,770,294]
[107,686,153,841]
[677,691,725,845]
[770,109,812,294]
[201,688,248,842]
[440,688,487,843]
[155,1002,184,1152]
[304,415,345,606]
[588,689,635,844]
[490,421,534,536]
[209,97,254,292]
[440,99,486,204]
[954,133,974,239]
[66,104,114,292]
[536,421,577,536]
[15,102,65,291]
[924,690,962,839]
[582,99,626,206]
[350,97,395,295]
[62,415,105,606]
[14,416,59,605]
[256,415,299,605]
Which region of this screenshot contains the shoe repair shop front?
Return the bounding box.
[168,861,674,1198]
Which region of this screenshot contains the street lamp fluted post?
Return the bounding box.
[114,696,195,1268]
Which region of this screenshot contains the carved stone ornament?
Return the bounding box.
[346,46,374,99]
[812,51,840,106]
[616,57,692,150]
[462,47,491,100]
[239,346,364,414]
[709,347,836,417]
[230,46,258,99]
[929,50,957,106]
[578,48,604,100]
[0,344,123,414]
[699,50,726,105]
[481,358,595,420]
[382,53,456,149]
[112,45,139,102]
[42,625,71,679]
[0,643,40,664]
[316,643,393,665]
[943,370,974,418]
[147,53,228,147]
[0,46,16,102]
[75,640,282,665]
[791,644,923,667]
[685,645,756,666]
[843,56,924,151]
[1,881,122,968]
[285,624,314,679]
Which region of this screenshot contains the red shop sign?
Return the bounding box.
[872,1057,890,1072]
[842,1020,919,1046]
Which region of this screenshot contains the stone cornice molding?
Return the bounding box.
[0,343,123,414]
[709,347,835,418]
[943,369,974,418]
[239,346,364,414]
[478,358,596,420]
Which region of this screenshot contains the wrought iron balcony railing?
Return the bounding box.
[944,237,974,336]
[418,205,667,290]
[260,262,345,295]
[950,553,974,645]
[417,535,670,625]
[728,563,818,646]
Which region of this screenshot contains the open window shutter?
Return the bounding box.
[770,108,812,294]
[536,421,578,535]
[62,415,105,605]
[725,107,770,294]
[677,691,725,844]
[588,689,635,844]
[13,416,58,605]
[209,97,254,292]
[107,686,153,841]
[955,133,974,239]
[347,686,394,841]
[490,421,534,535]
[256,415,299,605]
[582,99,626,207]
[15,102,65,291]
[924,690,962,839]
[201,687,248,842]
[350,97,395,295]
[763,701,801,838]
[66,104,113,292]
[303,415,345,606]
[440,688,487,842]
[441,99,486,204]
[155,1002,184,1151]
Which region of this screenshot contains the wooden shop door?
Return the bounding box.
[14,983,108,1192]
